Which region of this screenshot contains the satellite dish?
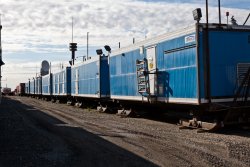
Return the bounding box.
[40,60,50,76]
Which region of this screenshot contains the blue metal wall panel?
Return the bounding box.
[25,82,30,94]
[80,60,99,95]
[34,77,42,95]
[71,67,76,95]
[30,80,35,94]
[110,33,198,101]
[210,31,250,97]
[100,56,110,97]
[110,49,143,97]
[52,67,71,96]
[42,73,52,95]
[159,36,197,99]
[71,56,109,98]
[66,67,71,95]
[199,30,250,98]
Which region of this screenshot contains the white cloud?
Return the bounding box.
[0,0,249,89]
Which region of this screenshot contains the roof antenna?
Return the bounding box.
[0,13,5,104]
[69,17,77,66]
[218,0,221,25]
[71,17,73,43]
[243,13,250,26]
[231,16,238,25]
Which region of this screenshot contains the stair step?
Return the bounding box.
[136,59,150,94]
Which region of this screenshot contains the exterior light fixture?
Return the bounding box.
[193,8,202,22]
[96,49,103,55]
[104,45,111,53]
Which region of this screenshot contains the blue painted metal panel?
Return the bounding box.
[34,77,42,95]
[110,49,143,97]
[25,82,30,94]
[52,67,71,96]
[71,67,76,95]
[159,34,197,99]
[199,30,250,98]
[78,60,99,95]
[42,73,52,95]
[53,72,59,95]
[71,56,109,98]
[110,33,198,102]
[30,80,35,94]
[66,67,71,95]
[209,31,250,97]
[100,56,110,97]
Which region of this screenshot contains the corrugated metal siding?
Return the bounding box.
[110,32,197,102]
[66,67,71,95]
[200,30,250,98]
[71,56,110,98]
[71,67,76,95]
[159,34,197,99]
[42,74,52,95]
[110,49,143,97]
[42,75,49,94]
[79,60,99,95]
[53,72,59,95]
[34,77,42,95]
[30,80,35,94]
[100,56,110,97]
[25,82,30,94]
[71,57,100,97]
[52,68,71,96]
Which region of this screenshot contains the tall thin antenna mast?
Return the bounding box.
[87,32,89,60]
[72,17,73,43]
[218,0,221,24]
[0,13,5,104]
[69,17,77,66]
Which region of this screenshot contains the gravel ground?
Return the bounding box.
[0,96,250,167]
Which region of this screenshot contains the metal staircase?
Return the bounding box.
[136,59,150,96]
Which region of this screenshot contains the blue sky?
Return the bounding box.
[0,0,249,89]
[139,0,250,9]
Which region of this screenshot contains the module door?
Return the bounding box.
[146,46,157,96]
[75,69,79,95]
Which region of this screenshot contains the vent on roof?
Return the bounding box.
[237,63,250,86]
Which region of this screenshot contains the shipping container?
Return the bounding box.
[110,24,250,105]
[52,67,71,96]
[42,73,53,96]
[71,55,110,99]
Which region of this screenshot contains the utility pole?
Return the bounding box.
[69,17,77,66]
[87,32,89,60]
[218,0,221,25]
[0,14,5,104]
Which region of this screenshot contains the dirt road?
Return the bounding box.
[1,96,250,167]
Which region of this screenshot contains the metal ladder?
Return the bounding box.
[233,66,250,105]
[136,59,150,96]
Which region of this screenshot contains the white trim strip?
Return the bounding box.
[111,95,199,104]
[42,93,51,95]
[71,55,100,68]
[157,97,199,104]
[111,26,195,56]
[53,93,70,96]
[71,93,100,98]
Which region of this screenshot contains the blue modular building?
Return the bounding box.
[110,24,250,105]
[71,55,110,99]
[25,81,30,95]
[52,67,71,97]
[30,79,35,95]
[34,76,42,96]
[42,73,52,96]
